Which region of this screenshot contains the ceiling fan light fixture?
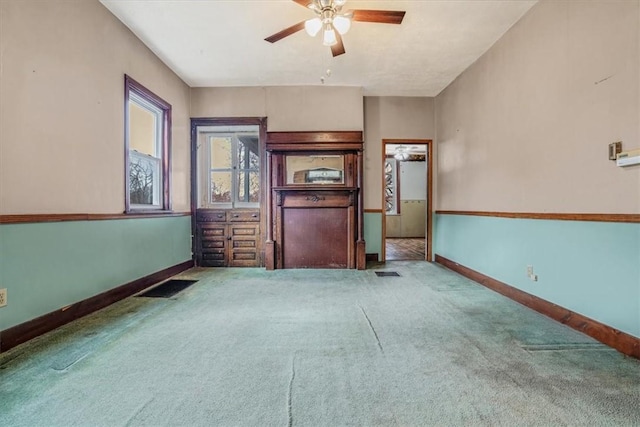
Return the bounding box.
[394,145,410,161]
[322,24,337,46]
[332,15,351,35]
[304,17,322,36]
[264,0,406,57]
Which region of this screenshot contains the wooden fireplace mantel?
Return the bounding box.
[264,131,365,270]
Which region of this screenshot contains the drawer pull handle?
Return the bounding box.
[306,195,325,202]
[217,214,223,218]
[251,214,257,218]
[233,214,239,218]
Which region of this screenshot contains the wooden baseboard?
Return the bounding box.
[0,260,194,353]
[435,255,640,359]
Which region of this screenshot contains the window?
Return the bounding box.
[125,75,171,212]
[201,127,260,208]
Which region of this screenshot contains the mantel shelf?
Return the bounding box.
[272,186,358,192]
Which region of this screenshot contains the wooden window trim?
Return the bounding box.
[124,75,172,214]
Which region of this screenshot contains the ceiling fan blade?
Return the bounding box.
[292,0,314,8]
[264,21,306,43]
[331,32,346,57]
[351,10,406,24]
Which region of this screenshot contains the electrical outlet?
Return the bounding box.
[526,265,533,277]
[0,288,7,307]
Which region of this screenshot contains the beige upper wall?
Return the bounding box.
[0,0,191,215]
[191,87,267,119]
[190,86,363,132]
[436,0,640,213]
[363,97,435,209]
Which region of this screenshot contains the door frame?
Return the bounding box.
[381,139,433,262]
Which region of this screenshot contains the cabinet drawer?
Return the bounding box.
[200,226,226,240]
[228,210,259,222]
[231,224,259,237]
[203,252,225,261]
[233,251,257,261]
[197,211,227,222]
[202,240,225,249]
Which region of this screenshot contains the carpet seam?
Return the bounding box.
[359,305,384,354]
[287,354,296,427]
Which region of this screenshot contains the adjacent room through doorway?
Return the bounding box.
[382,139,432,261]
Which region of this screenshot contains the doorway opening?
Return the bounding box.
[381,139,433,262]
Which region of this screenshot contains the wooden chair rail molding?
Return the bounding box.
[0,212,191,225]
[435,255,640,359]
[436,210,640,223]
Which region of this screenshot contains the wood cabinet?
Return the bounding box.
[196,209,261,267]
[265,131,365,270]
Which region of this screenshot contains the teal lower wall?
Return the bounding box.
[364,212,382,261]
[434,214,640,338]
[0,216,192,330]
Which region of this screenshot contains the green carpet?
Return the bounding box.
[1,262,638,426]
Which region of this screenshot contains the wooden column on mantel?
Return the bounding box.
[265,131,366,270]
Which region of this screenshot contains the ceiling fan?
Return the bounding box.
[264,0,406,57]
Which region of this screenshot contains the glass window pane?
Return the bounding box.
[237,136,259,170]
[210,137,232,169]
[238,142,246,168]
[211,171,232,203]
[130,152,160,206]
[249,150,259,169]
[129,101,157,156]
[237,170,260,203]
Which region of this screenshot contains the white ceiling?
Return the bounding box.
[100,0,537,97]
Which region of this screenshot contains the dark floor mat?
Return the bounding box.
[137,280,198,298]
[375,271,401,277]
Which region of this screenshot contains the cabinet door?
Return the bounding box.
[229,223,260,267]
[199,224,227,267]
